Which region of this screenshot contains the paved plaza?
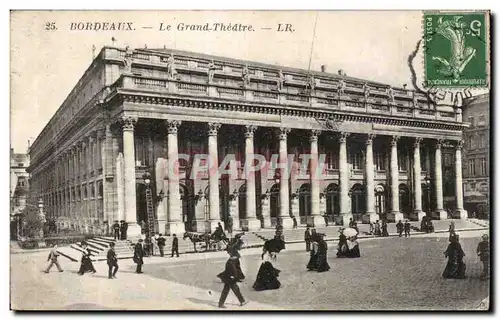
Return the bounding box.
[10,230,489,311]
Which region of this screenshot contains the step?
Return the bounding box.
[87,238,112,247]
[85,239,108,251]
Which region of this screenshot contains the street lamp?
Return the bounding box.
[423,175,431,214]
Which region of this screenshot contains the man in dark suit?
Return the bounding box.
[304,227,311,252]
[157,234,166,257]
[134,239,145,273]
[404,220,411,237]
[171,234,179,258]
[112,221,120,240]
[107,242,119,279]
[217,249,247,308]
[120,221,128,240]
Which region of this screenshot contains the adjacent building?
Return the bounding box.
[462,93,490,218]
[27,46,469,238]
[10,148,30,214]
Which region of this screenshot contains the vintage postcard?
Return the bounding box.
[9,10,491,311]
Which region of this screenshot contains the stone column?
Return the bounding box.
[412,137,425,221]
[308,129,325,227]
[434,140,447,220]
[339,132,352,226]
[363,134,378,223]
[207,122,222,232]
[166,120,185,236]
[121,116,141,238]
[244,125,261,230]
[278,127,293,229]
[455,141,468,219]
[388,136,404,222]
[116,153,125,223]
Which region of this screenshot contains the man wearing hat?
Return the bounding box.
[134,239,145,274]
[304,227,311,252]
[107,242,119,279]
[120,220,128,240]
[477,234,490,280]
[112,220,120,240]
[217,242,247,308]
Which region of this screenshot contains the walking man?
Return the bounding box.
[292,215,298,229]
[112,220,120,240]
[157,234,166,257]
[171,234,179,258]
[304,227,311,252]
[396,220,404,237]
[477,234,490,280]
[217,246,247,308]
[134,239,145,274]
[404,220,411,237]
[107,242,119,279]
[44,244,63,273]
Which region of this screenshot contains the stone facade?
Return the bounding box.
[27,46,469,238]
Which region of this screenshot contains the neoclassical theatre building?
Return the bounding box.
[27,46,468,237]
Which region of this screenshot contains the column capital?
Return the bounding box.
[88,135,95,143]
[96,127,106,140]
[339,132,350,143]
[81,140,87,148]
[278,127,291,140]
[244,125,258,138]
[166,120,182,134]
[436,139,444,149]
[455,140,464,150]
[309,129,321,142]
[390,135,400,146]
[121,116,138,131]
[414,137,423,148]
[207,122,221,136]
[366,134,376,145]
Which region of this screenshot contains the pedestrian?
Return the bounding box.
[112,220,120,240]
[134,239,145,274]
[107,242,118,279]
[44,244,63,273]
[78,242,96,275]
[448,221,456,242]
[477,234,490,280]
[374,220,381,236]
[150,235,159,256]
[381,220,389,237]
[304,227,311,252]
[315,234,330,272]
[217,249,248,308]
[157,233,166,257]
[442,234,466,279]
[292,216,298,229]
[396,220,404,237]
[369,222,374,235]
[171,233,179,258]
[121,221,128,240]
[348,218,355,229]
[336,228,348,258]
[404,220,411,237]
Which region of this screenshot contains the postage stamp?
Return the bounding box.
[423,11,489,88]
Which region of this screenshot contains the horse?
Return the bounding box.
[183,232,211,252]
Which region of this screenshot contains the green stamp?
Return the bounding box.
[424,11,489,87]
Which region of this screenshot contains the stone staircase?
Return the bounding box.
[57,237,134,262]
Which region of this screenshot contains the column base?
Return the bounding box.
[230,218,240,231]
[342,214,353,227]
[409,210,426,221]
[307,215,326,228]
[126,223,142,241]
[362,212,379,224]
[387,212,404,223]
[262,217,272,228]
[454,209,468,220]
[433,210,447,220]
[246,218,261,231]
[166,221,186,237]
[280,216,294,230]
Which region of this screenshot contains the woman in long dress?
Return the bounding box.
[306,239,319,271]
[337,229,348,258]
[77,242,96,275]
[345,236,361,258]
[442,235,466,279]
[315,234,330,272]
[252,237,283,291]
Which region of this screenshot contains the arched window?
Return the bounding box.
[375,184,387,215]
[399,184,411,214]
[325,183,340,216]
[350,184,366,215]
[299,184,311,218]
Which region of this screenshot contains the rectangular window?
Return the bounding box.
[326,151,338,170]
[470,182,476,191]
[468,159,476,176]
[480,158,487,176]
[375,152,386,171]
[478,115,486,126]
[398,150,408,171]
[479,134,486,148]
[350,151,363,170]
[471,135,477,149]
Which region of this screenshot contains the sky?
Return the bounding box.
[9,10,487,153]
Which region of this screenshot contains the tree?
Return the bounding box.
[21,206,43,238]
